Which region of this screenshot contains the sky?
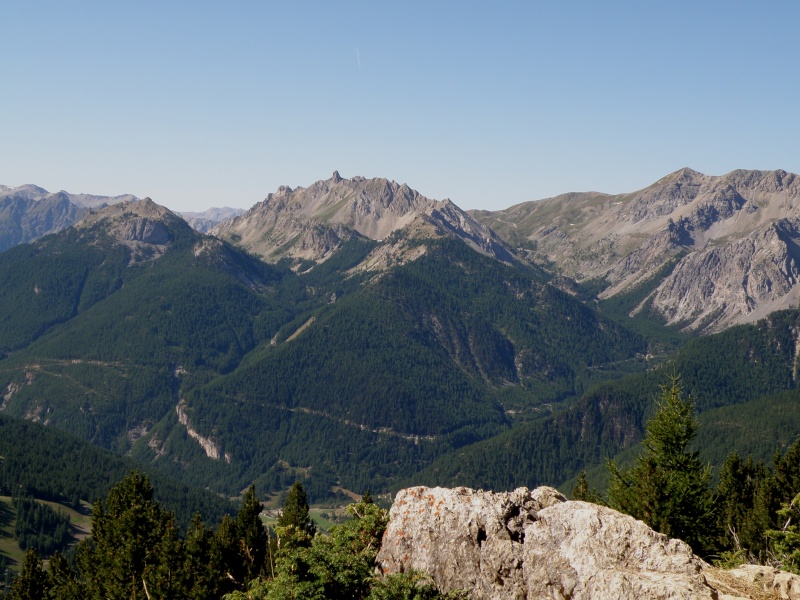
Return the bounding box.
[2,1,799,213]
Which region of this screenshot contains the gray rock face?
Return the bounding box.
[0,184,138,253]
[0,191,86,252]
[649,219,800,330]
[471,168,800,332]
[75,198,194,263]
[179,207,245,233]
[376,486,717,600]
[714,565,800,599]
[212,172,515,267]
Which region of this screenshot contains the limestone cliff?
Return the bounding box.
[212,172,515,267]
[471,169,800,332]
[376,485,800,599]
[75,198,195,264]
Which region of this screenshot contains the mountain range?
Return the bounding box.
[0,184,242,250]
[472,168,800,332]
[2,168,800,502]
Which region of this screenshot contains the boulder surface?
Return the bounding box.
[376,486,786,599]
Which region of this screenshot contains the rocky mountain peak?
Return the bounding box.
[79,197,177,224]
[0,184,146,252]
[212,173,515,267]
[721,168,800,196]
[471,167,800,333]
[75,199,194,262]
[0,184,50,201]
[667,166,704,182]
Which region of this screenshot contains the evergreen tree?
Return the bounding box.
[277,482,316,537]
[766,493,800,573]
[607,376,716,554]
[211,514,246,594]
[46,551,85,599]
[237,486,268,581]
[76,470,188,599]
[571,471,599,502]
[183,513,225,600]
[225,495,388,600]
[715,452,777,560]
[11,548,49,600]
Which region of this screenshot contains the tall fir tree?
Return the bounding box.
[237,485,268,581]
[11,548,48,600]
[76,470,188,599]
[607,375,716,554]
[277,481,316,537]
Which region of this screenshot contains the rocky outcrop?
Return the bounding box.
[0,191,87,252]
[212,172,515,267]
[376,486,792,599]
[0,183,245,250]
[708,564,800,599]
[648,219,800,330]
[175,399,231,463]
[75,198,195,263]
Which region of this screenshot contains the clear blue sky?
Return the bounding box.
[2,1,798,212]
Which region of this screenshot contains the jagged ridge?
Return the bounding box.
[212,171,516,267]
[471,168,800,332]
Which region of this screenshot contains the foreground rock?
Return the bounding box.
[376,486,796,599]
[705,565,800,599]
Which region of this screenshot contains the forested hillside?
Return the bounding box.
[0,200,652,501]
[124,237,649,497]
[410,308,800,492]
[0,414,233,527]
[3,190,800,535]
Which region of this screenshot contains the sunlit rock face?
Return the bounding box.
[471,168,800,332]
[376,486,718,600]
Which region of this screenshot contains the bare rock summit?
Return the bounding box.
[75,198,194,263]
[471,168,800,332]
[212,172,514,268]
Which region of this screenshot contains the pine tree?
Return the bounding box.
[277,482,316,537]
[76,470,188,599]
[47,551,85,599]
[715,451,779,560]
[571,471,599,502]
[237,485,268,581]
[767,493,800,572]
[212,514,245,594]
[183,512,222,599]
[607,375,716,554]
[11,548,49,600]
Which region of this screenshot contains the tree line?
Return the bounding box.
[575,375,800,570]
[3,475,461,600]
[8,375,800,597]
[10,495,71,557]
